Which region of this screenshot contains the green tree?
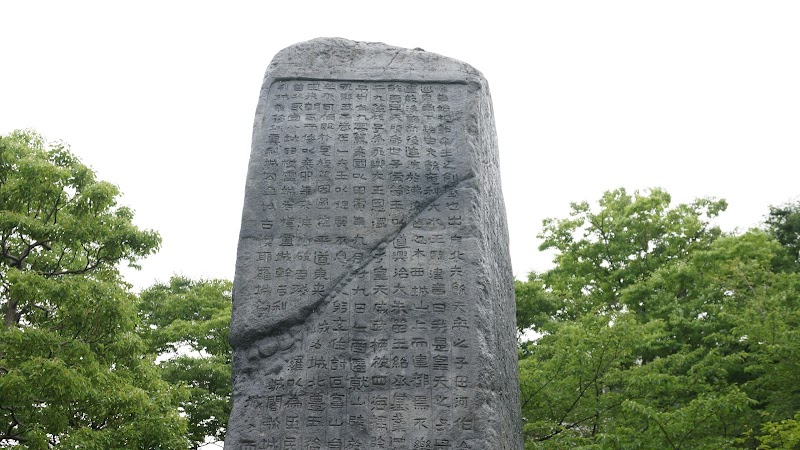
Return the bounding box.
[0,130,187,448]
[517,188,800,449]
[756,412,800,449]
[532,188,727,324]
[518,312,664,447]
[765,200,800,269]
[137,276,232,449]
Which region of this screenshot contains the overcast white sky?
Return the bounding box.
[2,1,799,291]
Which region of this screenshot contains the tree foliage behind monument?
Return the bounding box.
[516,188,800,449]
[137,276,232,449]
[0,130,186,448]
[766,199,800,269]
[6,127,798,449]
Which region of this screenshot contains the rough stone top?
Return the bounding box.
[263,37,486,84]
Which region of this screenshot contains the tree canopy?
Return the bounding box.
[516,188,800,449]
[137,276,232,450]
[766,199,800,269]
[0,130,186,449]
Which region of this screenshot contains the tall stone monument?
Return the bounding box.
[227,38,521,450]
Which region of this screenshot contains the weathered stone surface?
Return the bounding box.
[226,38,521,450]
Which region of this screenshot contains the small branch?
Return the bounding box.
[522,356,569,409]
[3,240,52,269]
[40,257,105,277]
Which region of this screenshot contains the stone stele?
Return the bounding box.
[226,38,522,450]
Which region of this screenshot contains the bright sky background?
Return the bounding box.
[2,1,799,292]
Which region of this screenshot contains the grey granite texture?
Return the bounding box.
[226,38,522,450]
